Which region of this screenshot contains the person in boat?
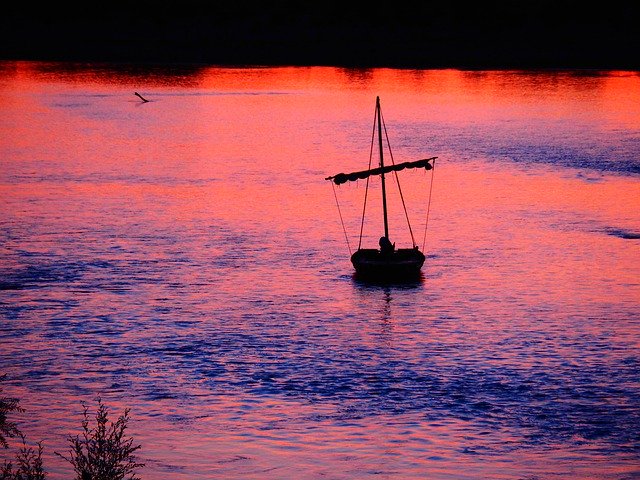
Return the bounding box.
[379,236,395,256]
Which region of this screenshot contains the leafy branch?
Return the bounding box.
[55,398,144,480]
[0,375,24,450]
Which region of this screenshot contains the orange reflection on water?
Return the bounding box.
[1,62,639,480]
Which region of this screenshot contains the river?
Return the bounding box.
[1,62,639,479]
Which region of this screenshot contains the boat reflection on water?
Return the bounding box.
[352,269,425,288]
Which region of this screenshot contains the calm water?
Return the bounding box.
[1,62,639,479]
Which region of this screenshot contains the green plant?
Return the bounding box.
[55,398,144,480]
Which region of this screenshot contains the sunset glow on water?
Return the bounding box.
[1,62,639,479]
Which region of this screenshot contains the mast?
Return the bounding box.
[377,96,389,239]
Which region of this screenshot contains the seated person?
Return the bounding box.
[379,236,395,255]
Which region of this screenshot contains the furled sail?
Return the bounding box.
[326,157,437,185]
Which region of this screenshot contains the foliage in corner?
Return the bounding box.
[55,398,144,480]
[1,434,46,480]
[0,375,24,450]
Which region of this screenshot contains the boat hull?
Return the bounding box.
[350,248,425,280]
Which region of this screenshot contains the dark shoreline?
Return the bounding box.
[1,2,638,71]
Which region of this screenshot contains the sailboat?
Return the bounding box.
[325,96,437,280]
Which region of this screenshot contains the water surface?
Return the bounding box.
[1,62,639,479]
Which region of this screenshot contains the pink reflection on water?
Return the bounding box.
[1,62,639,479]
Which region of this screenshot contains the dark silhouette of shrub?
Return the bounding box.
[1,375,46,479]
[55,398,144,480]
[0,375,23,450]
[1,434,46,480]
[2,376,143,480]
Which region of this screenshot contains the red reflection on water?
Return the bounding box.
[1,62,639,479]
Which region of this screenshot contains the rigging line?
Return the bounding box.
[421,157,436,252]
[331,181,352,255]
[357,105,378,250]
[381,110,417,247]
